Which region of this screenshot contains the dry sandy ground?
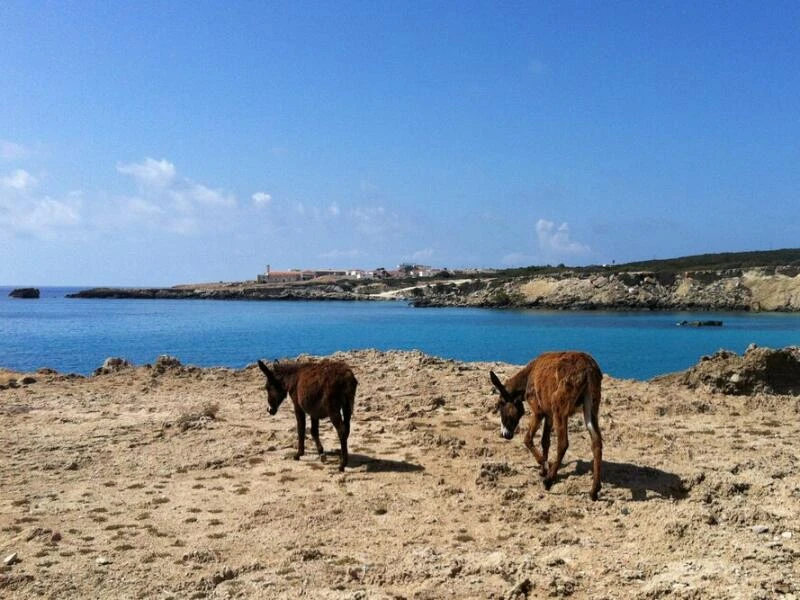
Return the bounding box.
[1,350,799,599]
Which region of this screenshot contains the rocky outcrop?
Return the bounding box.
[655,345,800,395]
[94,357,133,376]
[67,284,370,302]
[406,267,800,312]
[9,288,40,299]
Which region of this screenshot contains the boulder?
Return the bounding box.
[657,346,800,395]
[152,355,183,374]
[94,357,133,376]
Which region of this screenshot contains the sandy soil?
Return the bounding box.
[1,350,799,599]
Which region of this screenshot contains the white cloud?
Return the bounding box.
[117,157,176,188]
[411,248,434,261]
[252,192,272,207]
[166,217,198,235]
[319,248,362,259]
[117,156,236,216]
[0,191,81,238]
[125,197,163,217]
[536,219,589,255]
[0,163,81,238]
[1,169,38,191]
[350,205,400,236]
[184,182,235,207]
[328,202,340,217]
[0,140,30,160]
[26,197,81,229]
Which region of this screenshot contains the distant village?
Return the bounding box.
[256,263,453,283]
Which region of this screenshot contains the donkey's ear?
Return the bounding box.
[489,371,511,401]
[257,359,272,378]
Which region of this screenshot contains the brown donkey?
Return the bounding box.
[490,351,603,500]
[258,359,357,471]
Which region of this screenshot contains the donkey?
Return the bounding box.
[490,351,603,500]
[258,359,357,472]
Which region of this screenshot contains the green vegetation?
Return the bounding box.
[493,248,800,278]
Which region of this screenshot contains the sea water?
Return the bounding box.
[1,287,799,379]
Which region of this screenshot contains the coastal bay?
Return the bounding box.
[3,290,800,379]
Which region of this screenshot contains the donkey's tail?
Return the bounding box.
[343,373,358,417]
[582,368,603,442]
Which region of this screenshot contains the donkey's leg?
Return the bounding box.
[310,417,325,460]
[293,406,306,460]
[543,415,569,490]
[523,412,546,473]
[539,415,553,478]
[341,403,351,469]
[329,411,348,472]
[584,400,603,501]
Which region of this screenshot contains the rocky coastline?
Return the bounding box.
[66,284,372,302]
[406,266,800,312]
[66,265,800,312]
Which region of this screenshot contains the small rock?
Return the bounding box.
[211,566,236,585]
[505,577,532,599]
[751,525,769,534]
[94,357,132,376]
[3,552,20,566]
[781,531,793,539]
[96,556,112,565]
[620,507,630,516]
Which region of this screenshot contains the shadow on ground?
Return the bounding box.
[347,453,425,473]
[573,459,687,501]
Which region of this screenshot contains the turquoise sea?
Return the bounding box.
[1,287,799,380]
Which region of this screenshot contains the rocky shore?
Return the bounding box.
[406,266,800,311]
[66,265,800,312]
[66,283,369,302]
[1,348,799,598]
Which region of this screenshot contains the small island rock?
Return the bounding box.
[9,288,40,299]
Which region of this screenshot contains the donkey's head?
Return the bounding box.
[258,360,288,415]
[490,371,525,440]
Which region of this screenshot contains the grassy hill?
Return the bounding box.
[491,248,800,278]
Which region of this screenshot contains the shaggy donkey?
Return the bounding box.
[490,351,603,500]
[258,359,357,471]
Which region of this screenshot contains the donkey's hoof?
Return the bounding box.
[338,464,346,472]
[543,477,555,490]
[293,453,302,461]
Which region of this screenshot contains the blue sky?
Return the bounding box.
[2,2,799,285]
